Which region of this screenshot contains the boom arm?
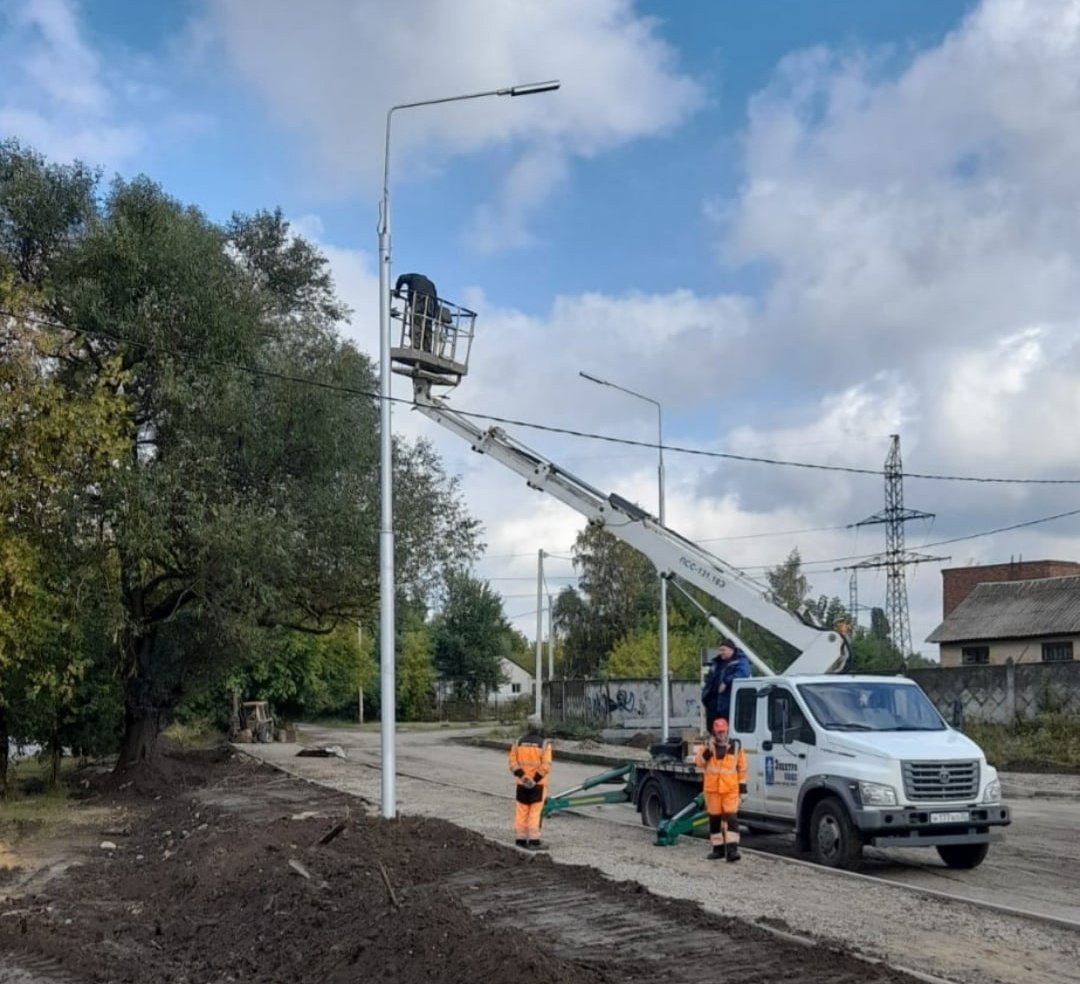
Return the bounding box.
[413,382,847,675]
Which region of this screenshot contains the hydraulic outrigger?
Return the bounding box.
[541,763,711,846]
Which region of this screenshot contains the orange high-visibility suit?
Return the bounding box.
[695,724,748,860]
[508,726,553,847]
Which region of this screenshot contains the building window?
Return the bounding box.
[511,683,522,694]
[961,646,989,665]
[1041,641,1074,663]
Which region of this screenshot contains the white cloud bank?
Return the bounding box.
[204,0,703,249]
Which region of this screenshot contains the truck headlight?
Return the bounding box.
[982,779,1002,804]
[858,781,898,807]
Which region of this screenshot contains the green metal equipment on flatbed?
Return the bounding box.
[542,754,710,846]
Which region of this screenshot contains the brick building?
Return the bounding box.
[928,564,1080,667]
[940,559,1080,618]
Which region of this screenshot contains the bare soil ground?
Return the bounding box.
[0,744,928,984]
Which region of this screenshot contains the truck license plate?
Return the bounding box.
[930,811,970,824]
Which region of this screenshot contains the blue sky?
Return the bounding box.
[4,0,1080,658]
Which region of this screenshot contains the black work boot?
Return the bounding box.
[527,839,545,850]
[515,838,527,848]
[726,844,741,863]
[707,845,725,860]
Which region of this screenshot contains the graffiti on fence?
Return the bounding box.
[589,689,639,718]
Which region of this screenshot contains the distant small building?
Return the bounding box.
[927,574,1080,667]
[489,657,533,705]
[940,559,1080,618]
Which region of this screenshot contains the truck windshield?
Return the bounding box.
[796,681,946,732]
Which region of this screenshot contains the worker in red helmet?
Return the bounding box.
[508,715,553,849]
[695,717,748,861]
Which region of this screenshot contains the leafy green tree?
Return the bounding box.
[0,149,483,765]
[606,606,707,679]
[766,549,810,612]
[870,607,891,642]
[805,594,851,631]
[431,571,513,705]
[553,526,659,676]
[845,607,928,672]
[552,585,598,677]
[0,274,128,791]
[397,626,437,722]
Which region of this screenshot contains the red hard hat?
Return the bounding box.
[712,718,729,735]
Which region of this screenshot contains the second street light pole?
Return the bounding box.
[580,371,670,740]
[378,80,560,820]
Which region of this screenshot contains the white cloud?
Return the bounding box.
[701,0,1080,650]
[718,0,1080,401]
[0,0,213,169]
[0,0,144,165]
[203,0,703,248]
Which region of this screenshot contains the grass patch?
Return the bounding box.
[0,757,78,826]
[964,713,1080,773]
[163,719,226,750]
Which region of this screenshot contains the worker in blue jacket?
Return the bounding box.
[702,638,751,732]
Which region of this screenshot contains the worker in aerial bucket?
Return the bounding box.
[393,271,441,353]
[695,717,747,861]
[508,715,553,849]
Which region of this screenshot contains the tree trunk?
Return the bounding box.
[115,625,171,768]
[116,701,166,768]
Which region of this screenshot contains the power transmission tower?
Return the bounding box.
[848,570,859,630]
[846,435,947,663]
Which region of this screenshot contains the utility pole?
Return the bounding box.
[847,435,947,664]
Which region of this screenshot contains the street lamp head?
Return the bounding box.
[579,371,607,386]
[500,80,561,97]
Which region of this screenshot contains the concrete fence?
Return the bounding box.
[544,678,702,731]
[544,661,1080,730]
[909,660,1080,724]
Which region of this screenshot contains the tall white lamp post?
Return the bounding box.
[377,80,560,819]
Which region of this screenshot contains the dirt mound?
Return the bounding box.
[1,750,922,984]
[2,753,593,984]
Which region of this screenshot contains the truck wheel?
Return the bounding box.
[936,843,989,869]
[809,798,863,870]
[638,779,668,828]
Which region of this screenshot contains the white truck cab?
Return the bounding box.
[731,674,1010,869]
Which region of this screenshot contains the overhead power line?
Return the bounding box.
[7,308,1080,485]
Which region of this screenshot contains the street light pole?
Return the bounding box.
[377,80,560,820]
[579,371,670,740]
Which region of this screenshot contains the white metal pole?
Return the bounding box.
[378,110,396,817]
[377,80,559,819]
[535,549,544,719]
[657,402,669,739]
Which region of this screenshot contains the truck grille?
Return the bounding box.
[901,760,979,801]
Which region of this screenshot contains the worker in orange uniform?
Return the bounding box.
[508,715,553,849]
[695,717,747,861]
